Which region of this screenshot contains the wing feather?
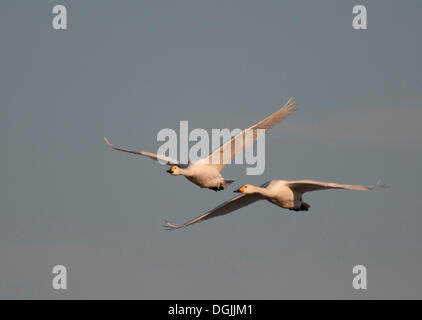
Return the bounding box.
[287,179,389,194]
[164,193,264,230]
[203,97,297,171]
[104,137,183,166]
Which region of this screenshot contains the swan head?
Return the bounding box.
[234,184,253,194]
[166,166,181,176]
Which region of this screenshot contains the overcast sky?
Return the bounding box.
[1,0,421,299]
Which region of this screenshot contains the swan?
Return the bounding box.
[104,97,297,191]
[164,179,389,230]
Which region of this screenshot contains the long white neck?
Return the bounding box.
[248,185,274,197]
[177,167,193,177]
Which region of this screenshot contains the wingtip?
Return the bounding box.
[374,179,390,190]
[162,220,180,231]
[283,96,298,112]
[104,136,111,146]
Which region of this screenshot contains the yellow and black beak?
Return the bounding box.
[233,186,245,193]
[166,167,175,174]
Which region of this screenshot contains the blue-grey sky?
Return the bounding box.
[1,0,421,299]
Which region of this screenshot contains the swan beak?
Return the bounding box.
[234,186,245,193]
[166,168,173,174]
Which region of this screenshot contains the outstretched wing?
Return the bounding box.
[287,179,389,195]
[164,193,264,230]
[104,137,184,166]
[202,97,297,171]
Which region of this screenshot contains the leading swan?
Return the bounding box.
[105,97,297,191]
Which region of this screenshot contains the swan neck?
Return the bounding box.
[252,186,273,197]
[178,167,191,176]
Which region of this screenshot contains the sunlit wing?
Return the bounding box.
[203,97,297,171]
[104,137,183,166]
[287,179,389,194]
[164,193,264,230]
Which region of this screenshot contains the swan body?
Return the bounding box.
[169,163,232,190]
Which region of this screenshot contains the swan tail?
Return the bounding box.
[299,202,311,211]
[223,179,235,186]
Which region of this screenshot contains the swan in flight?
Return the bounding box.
[104,97,297,191]
[164,179,389,230]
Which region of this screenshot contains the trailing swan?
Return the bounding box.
[164,179,389,230]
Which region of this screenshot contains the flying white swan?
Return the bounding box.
[104,97,297,191]
[164,179,389,230]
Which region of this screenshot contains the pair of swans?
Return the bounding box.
[105,97,388,230]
